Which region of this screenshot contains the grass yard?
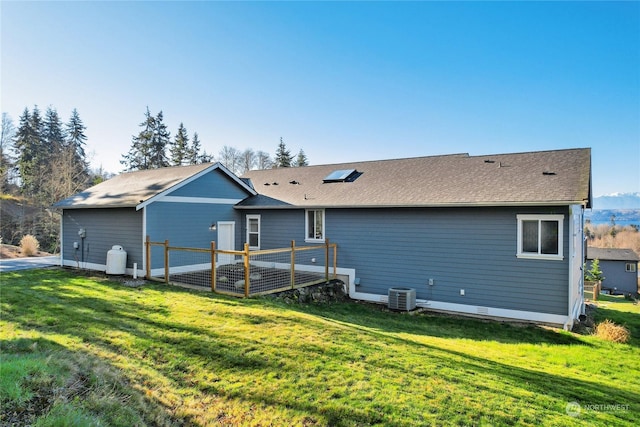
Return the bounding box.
[1,269,638,426]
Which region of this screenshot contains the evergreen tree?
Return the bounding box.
[1,113,16,192]
[14,107,46,197]
[274,137,292,168]
[65,108,87,160]
[150,111,170,168]
[169,122,190,166]
[189,132,202,164]
[57,108,90,198]
[294,148,308,167]
[121,107,156,171]
[43,107,65,154]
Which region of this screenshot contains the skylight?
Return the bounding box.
[323,169,359,183]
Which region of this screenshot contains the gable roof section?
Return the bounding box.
[54,162,256,210]
[587,247,639,262]
[238,148,592,209]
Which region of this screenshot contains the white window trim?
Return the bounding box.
[516,214,564,261]
[626,263,637,273]
[246,214,260,250]
[305,209,325,243]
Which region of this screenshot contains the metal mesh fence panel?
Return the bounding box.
[146,238,337,297]
[167,248,212,290]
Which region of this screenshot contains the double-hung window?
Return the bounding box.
[626,263,637,273]
[246,215,260,250]
[305,209,325,242]
[516,214,564,260]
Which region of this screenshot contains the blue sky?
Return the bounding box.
[2,1,639,197]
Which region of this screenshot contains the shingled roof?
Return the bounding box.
[587,247,639,262]
[54,162,254,209]
[238,148,592,209]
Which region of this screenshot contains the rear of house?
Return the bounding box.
[55,148,591,329]
[586,247,639,295]
[239,148,592,328]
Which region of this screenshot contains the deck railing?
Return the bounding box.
[145,236,337,297]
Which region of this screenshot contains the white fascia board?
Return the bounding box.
[155,196,244,205]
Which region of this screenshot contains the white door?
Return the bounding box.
[217,221,235,265]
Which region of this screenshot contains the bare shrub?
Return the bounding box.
[586,225,640,253]
[595,319,630,343]
[19,234,40,256]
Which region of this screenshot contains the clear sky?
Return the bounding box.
[2,1,639,197]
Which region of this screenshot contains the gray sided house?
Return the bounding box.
[55,148,592,329]
[238,148,592,329]
[586,247,639,295]
[54,163,256,275]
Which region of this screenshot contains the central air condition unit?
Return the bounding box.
[388,287,417,311]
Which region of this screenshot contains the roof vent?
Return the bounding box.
[484,159,495,164]
[323,169,360,183]
[289,180,300,185]
[542,171,556,176]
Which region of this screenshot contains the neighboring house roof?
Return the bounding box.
[587,247,640,262]
[54,162,256,210]
[238,148,592,209]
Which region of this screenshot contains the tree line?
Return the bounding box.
[120,107,308,175]
[1,105,310,252]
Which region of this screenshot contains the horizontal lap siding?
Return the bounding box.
[62,208,143,269]
[170,170,249,199]
[146,202,242,248]
[595,260,638,294]
[327,207,569,315]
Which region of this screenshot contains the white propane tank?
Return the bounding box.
[106,245,127,275]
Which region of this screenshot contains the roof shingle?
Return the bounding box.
[238,148,592,208]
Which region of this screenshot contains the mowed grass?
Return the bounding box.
[1,269,638,426]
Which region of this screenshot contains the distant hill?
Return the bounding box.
[593,192,640,209]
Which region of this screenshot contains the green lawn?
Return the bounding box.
[1,269,638,426]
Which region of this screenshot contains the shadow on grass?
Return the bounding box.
[3,269,637,426]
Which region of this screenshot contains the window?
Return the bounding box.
[626,263,637,273]
[305,209,325,242]
[516,214,564,260]
[246,215,260,250]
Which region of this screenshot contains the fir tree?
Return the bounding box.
[121,107,156,171]
[43,106,65,154]
[170,122,190,166]
[274,137,292,168]
[14,107,45,197]
[189,132,202,164]
[1,113,16,192]
[150,111,170,168]
[60,108,90,196]
[294,148,308,167]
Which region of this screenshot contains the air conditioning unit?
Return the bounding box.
[388,287,417,311]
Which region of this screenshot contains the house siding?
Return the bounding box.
[169,169,246,199]
[249,206,570,315]
[587,259,638,294]
[144,169,251,269]
[61,208,143,269]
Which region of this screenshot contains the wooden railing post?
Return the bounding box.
[211,241,216,292]
[164,239,169,284]
[243,243,250,297]
[145,235,151,279]
[333,243,337,279]
[290,240,296,288]
[324,238,330,281]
